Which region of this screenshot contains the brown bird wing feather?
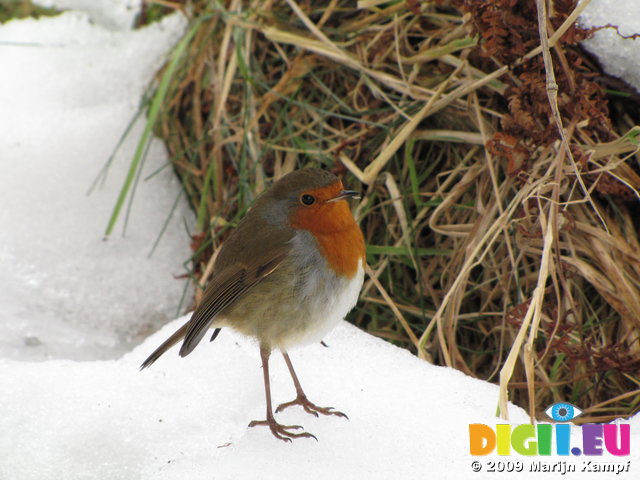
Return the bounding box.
[139,323,189,369]
[140,213,294,370]
[179,251,287,356]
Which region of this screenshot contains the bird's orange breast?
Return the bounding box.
[289,182,365,278]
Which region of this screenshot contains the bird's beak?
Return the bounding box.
[327,190,361,202]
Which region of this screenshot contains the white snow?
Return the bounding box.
[1,319,638,480]
[0,1,638,479]
[580,1,640,93]
[0,5,193,360]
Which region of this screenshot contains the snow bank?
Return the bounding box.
[0,7,193,360]
[1,318,637,480]
[580,1,640,93]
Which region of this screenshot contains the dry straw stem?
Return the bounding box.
[146,0,640,422]
[496,0,569,422]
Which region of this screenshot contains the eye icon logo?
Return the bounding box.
[545,402,582,422]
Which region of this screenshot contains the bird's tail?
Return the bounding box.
[139,323,188,370]
[140,321,223,370]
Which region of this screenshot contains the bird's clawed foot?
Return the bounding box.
[276,394,348,419]
[248,417,317,442]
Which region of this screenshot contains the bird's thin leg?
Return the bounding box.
[248,345,317,442]
[276,351,348,419]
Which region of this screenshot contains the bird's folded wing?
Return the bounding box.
[178,251,287,357]
[140,208,295,369]
[139,251,287,369]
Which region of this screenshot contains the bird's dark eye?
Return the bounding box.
[300,194,315,205]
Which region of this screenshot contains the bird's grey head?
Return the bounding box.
[254,169,341,224]
[270,169,339,201]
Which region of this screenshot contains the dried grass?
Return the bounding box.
[139,0,640,422]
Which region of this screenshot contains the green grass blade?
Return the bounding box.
[104,17,206,237]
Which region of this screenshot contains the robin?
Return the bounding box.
[140,168,365,442]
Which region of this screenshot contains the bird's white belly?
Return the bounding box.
[280,258,364,350]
